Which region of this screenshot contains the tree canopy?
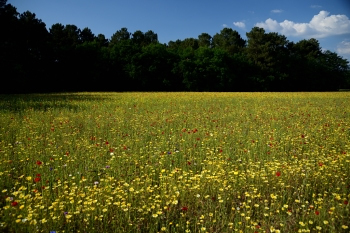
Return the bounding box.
[1,1,349,93]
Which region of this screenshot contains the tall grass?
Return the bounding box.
[0,92,349,232]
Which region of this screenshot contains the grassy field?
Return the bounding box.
[0,92,349,233]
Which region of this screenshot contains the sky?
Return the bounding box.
[8,0,350,61]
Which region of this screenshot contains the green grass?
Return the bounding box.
[0,92,349,233]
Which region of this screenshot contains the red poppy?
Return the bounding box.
[315,210,320,215]
[276,171,281,177]
[34,177,41,183]
[11,201,18,206]
[181,206,188,211]
[318,162,323,166]
[196,137,200,141]
[36,174,41,177]
[301,134,305,138]
[36,160,42,166]
[105,141,109,145]
[344,200,349,205]
[187,161,191,165]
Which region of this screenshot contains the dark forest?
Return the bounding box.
[1,1,349,93]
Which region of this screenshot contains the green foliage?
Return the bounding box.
[1,1,350,93]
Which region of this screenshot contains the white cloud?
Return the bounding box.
[311,5,322,9]
[271,9,283,13]
[222,24,228,28]
[233,21,246,29]
[255,11,350,38]
[337,41,350,54]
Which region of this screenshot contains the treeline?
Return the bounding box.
[1,1,349,93]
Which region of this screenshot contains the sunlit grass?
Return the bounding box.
[0,92,349,232]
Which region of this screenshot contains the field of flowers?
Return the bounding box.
[0,92,349,233]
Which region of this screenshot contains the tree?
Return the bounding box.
[64,24,81,46]
[95,34,108,47]
[212,28,246,54]
[245,27,290,90]
[132,30,145,46]
[128,43,180,90]
[181,38,199,50]
[293,38,322,59]
[287,38,323,91]
[0,6,51,93]
[144,30,158,44]
[318,50,350,90]
[198,33,212,48]
[0,2,21,93]
[0,0,7,8]
[110,27,131,46]
[80,27,95,43]
[167,39,182,52]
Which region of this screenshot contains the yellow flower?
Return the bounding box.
[323,220,329,225]
[161,227,167,231]
[102,208,107,212]
[26,176,32,181]
[152,213,158,218]
[342,225,348,229]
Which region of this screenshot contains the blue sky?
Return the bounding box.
[9,0,350,61]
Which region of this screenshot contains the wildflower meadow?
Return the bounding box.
[0,92,349,233]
